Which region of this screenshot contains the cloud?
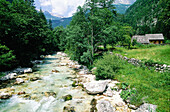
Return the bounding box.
[35,0,85,17]
[39,0,51,6]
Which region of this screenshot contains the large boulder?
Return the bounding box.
[83,80,110,94]
[0,92,12,99]
[135,103,157,112]
[96,100,115,112]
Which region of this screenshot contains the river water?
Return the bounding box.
[0,54,93,112]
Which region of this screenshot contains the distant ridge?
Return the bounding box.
[114,0,136,4]
[43,11,72,28]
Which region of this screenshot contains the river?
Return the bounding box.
[0,53,93,112]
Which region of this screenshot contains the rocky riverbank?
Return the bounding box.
[0,52,157,112]
[58,52,157,112]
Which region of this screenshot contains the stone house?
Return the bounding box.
[131,34,164,44]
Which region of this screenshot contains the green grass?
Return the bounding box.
[94,54,170,112]
[114,45,170,65]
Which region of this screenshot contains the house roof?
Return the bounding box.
[146,34,164,40]
[132,35,150,44]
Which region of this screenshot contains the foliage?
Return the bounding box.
[124,0,170,39]
[94,53,169,111]
[94,54,123,79]
[0,44,16,71]
[54,0,134,66]
[0,0,58,70]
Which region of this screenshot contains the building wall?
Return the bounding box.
[149,40,163,44]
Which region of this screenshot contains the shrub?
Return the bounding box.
[94,54,124,79]
[0,44,16,71]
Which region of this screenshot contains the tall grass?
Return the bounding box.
[94,54,169,112]
[114,45,170,65]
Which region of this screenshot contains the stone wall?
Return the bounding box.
[115,53,170,73]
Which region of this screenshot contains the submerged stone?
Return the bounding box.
[62,94,72,101]
[17,91,26,95]
[63,106,75,112]
[51,69,59,73]
[30,77,41,81]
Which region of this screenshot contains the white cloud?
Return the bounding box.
[39,0,51,6]
[36,0,86,17]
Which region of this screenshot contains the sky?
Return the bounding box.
[34,0,86,17]
[34,0,136,17]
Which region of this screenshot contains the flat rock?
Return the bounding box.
[78,70,87,75]
[135,103,157,112]
[129,104,138,110]
[0,73,17,81]
[15,78,24,84]
[24,68,32,73]
[103,87,114,97]
[83,80,109,94]
[78,75,96,83]
[60,63,67,66]
[96,100,116,112]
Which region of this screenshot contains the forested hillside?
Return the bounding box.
[53,0,134,66]
[0,0,57,71]
[114,4,130,14]
[124,0,170,39]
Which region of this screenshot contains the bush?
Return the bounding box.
[94,54,124,79]
[0,44,16,71]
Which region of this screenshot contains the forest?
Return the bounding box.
[0,0,169,71]
[0,0,57,71]
[0,0,169,111]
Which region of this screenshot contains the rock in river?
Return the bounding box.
[63,106,75,112]
[24,68,32,73]
[30,77,41,81]
[0,92,12,99]
[62,94,72,101]
[83,80,109,94]
[0,73,17,81]
[15,78,24,84]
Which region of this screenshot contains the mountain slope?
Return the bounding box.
[44,11,61,20]
[124,0,170,39]
[114,4,131,14]
[43,11,72,28]
[52,17,72,28]
[114,0,136,4]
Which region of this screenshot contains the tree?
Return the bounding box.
[0,0,57,70]
[0,43,16,71]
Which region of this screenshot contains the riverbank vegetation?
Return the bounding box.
[0,0,169,111]
[0,0,58,71]
[94,53,169,111]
